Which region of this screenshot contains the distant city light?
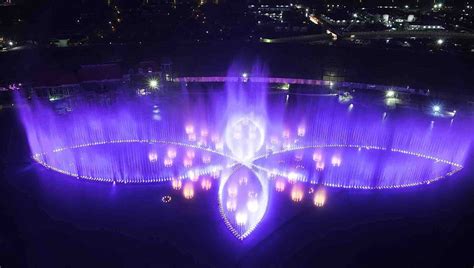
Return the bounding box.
[241,72,249,82]
[260,38,273,43]
[437,39,444,45]
[385,90,396,98]
[49,96,60,102]
[338,92,353,103]
[385,89,401,107]
[148,79,158,89]
[280,83,290,91]
[446,109,457,118]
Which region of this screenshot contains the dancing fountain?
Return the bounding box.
[15,62,473,240]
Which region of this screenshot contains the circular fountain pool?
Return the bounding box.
[15,71,473,240]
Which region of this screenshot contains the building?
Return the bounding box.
[31,68,80,101]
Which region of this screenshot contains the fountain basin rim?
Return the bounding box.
[31,140,464,189]
[251,144,464,190]
[32,139,231,184]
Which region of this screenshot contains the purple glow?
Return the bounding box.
[15,63,474,239]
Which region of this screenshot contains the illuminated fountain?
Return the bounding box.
[219,166,269,239]
[15,62,474,240]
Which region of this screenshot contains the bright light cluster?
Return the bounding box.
[148,79,158,89]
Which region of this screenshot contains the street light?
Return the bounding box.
[436,39,444,45]
[148,79,158,89]
[241,72,249,82]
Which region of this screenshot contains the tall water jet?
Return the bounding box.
[223,62,268,163]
